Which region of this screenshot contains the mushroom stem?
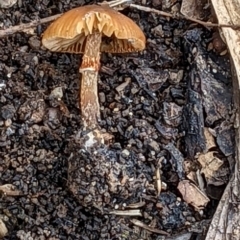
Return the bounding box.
[79,32,102,130]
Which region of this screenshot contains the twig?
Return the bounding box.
[129,3,240,29]
[154,167,162,196]
[109,209,142,216]
[0,2,239,38]
[0,14,62,38]
[130,219,169,236]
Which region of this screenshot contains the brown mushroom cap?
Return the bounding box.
[42,5,146,54]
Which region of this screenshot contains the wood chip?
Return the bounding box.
[177,180,210,210]
[0,219,8,238]
[204,128,216,151]
[115,78,131,92]
[197,152,224,184]
[0,184,23,196]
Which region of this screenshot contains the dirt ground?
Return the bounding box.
[0,0,235,239]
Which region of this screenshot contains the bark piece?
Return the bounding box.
[216,122,235,157]
[163,102,182,127]
[164,142,185,180]
[183,88,206,159]
[183,28,232,159]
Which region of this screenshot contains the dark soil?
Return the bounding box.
[0,0,234,239]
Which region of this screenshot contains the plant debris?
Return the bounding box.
[0,0,235,239]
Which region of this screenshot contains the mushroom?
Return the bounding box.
[42,4,146,146]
